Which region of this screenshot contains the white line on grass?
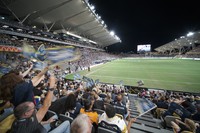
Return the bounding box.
[85,65,107,76]
[89,74,200,85]
[97,69,200,76]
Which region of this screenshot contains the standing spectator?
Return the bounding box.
[0,67,48,107]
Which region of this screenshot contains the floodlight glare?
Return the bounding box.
[187,32,194,37]
[90,5,95,10]
[110,31,115,36]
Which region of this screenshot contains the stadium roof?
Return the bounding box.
[0,0,121,47]
[154,31,200,53]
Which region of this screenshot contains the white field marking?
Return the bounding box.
[89,74,200,85]
[85,65,107,76]
[95,69,200,76]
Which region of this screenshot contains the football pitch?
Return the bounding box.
[67,58,200,93]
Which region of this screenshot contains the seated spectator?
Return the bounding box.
[163,100,191,121]
[195,96,200,104]
[191,104,200,121]
[71,114,92,133]
[111,89,118,101]
[113,93,129,119]
[121,90,129,106]
[49,96,67,114]
[181,98,196,114]
[49,93,82,119]
[91,91,104,110]
[99,104,136,133]
[171,118,197,133]
[82,88,91,100]
[155,100,169,109]
[64,93,82,119]
[98,88,107,99]
[10,75,70,133]
[80,96,98,125]
[104,92,113,105]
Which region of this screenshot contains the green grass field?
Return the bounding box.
[66,58,200,93]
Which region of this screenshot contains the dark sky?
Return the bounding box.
[89,0,200,53]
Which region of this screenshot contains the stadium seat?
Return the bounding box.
[93,108,105,115]
[43,110,57,121]
[164,115,181,128]
[113,105,126,118]
[98,120,121,133]
[0,114,15,133]
[59,114,73,124]
[180,131,193,133]
[98,126,119,133]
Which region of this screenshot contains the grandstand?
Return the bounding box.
[0,0,200,133]
[154,31,200,56]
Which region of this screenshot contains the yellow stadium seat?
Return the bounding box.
[0,114,15,133]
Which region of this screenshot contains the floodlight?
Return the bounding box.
[110,31,115,36]
[187,32,194,37]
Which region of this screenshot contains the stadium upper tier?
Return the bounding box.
[0,0,121,47]
[155,31,200,54]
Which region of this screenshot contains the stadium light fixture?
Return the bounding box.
[110,31,115,36]
[2,25,9,28]
[115,36,120,40]
[187,32,194,37]
[89,40,97,44]
[66,31,82,39]
[90,5,95,10]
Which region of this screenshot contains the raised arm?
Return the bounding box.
[127,118,136,133]
[21,63,33,77]
[36,75,56,123]
[31,67,48,87]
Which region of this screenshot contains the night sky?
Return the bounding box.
[89,0,200,53]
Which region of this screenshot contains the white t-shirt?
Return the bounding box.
[98,112,127,133]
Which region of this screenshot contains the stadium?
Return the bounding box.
[0,0,200,133]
